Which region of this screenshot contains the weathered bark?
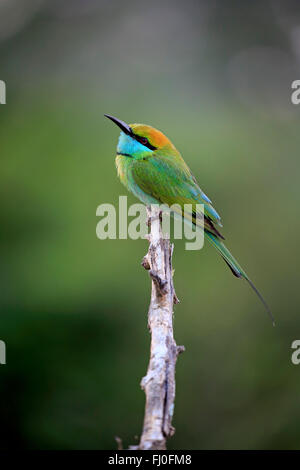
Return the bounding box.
[137,205,184,450]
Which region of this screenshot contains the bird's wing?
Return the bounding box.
[130,154,223,237]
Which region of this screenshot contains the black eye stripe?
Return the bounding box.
[134,134,157,151]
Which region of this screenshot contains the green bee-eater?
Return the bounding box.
[105,114,274,325]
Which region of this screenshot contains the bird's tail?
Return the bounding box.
[205,231,275,326]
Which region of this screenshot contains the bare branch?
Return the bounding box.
[115,436,123,450]
[137,205,184,450]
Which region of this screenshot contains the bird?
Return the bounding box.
[105,114,274,325]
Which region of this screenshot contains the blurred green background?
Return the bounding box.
[1,0,300,449]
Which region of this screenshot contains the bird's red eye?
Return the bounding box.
[140,137,148,145]
[134,134,156,150]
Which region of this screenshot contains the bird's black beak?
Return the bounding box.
[104,114,133,136]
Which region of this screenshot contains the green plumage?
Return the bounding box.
[106,115,274,325]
